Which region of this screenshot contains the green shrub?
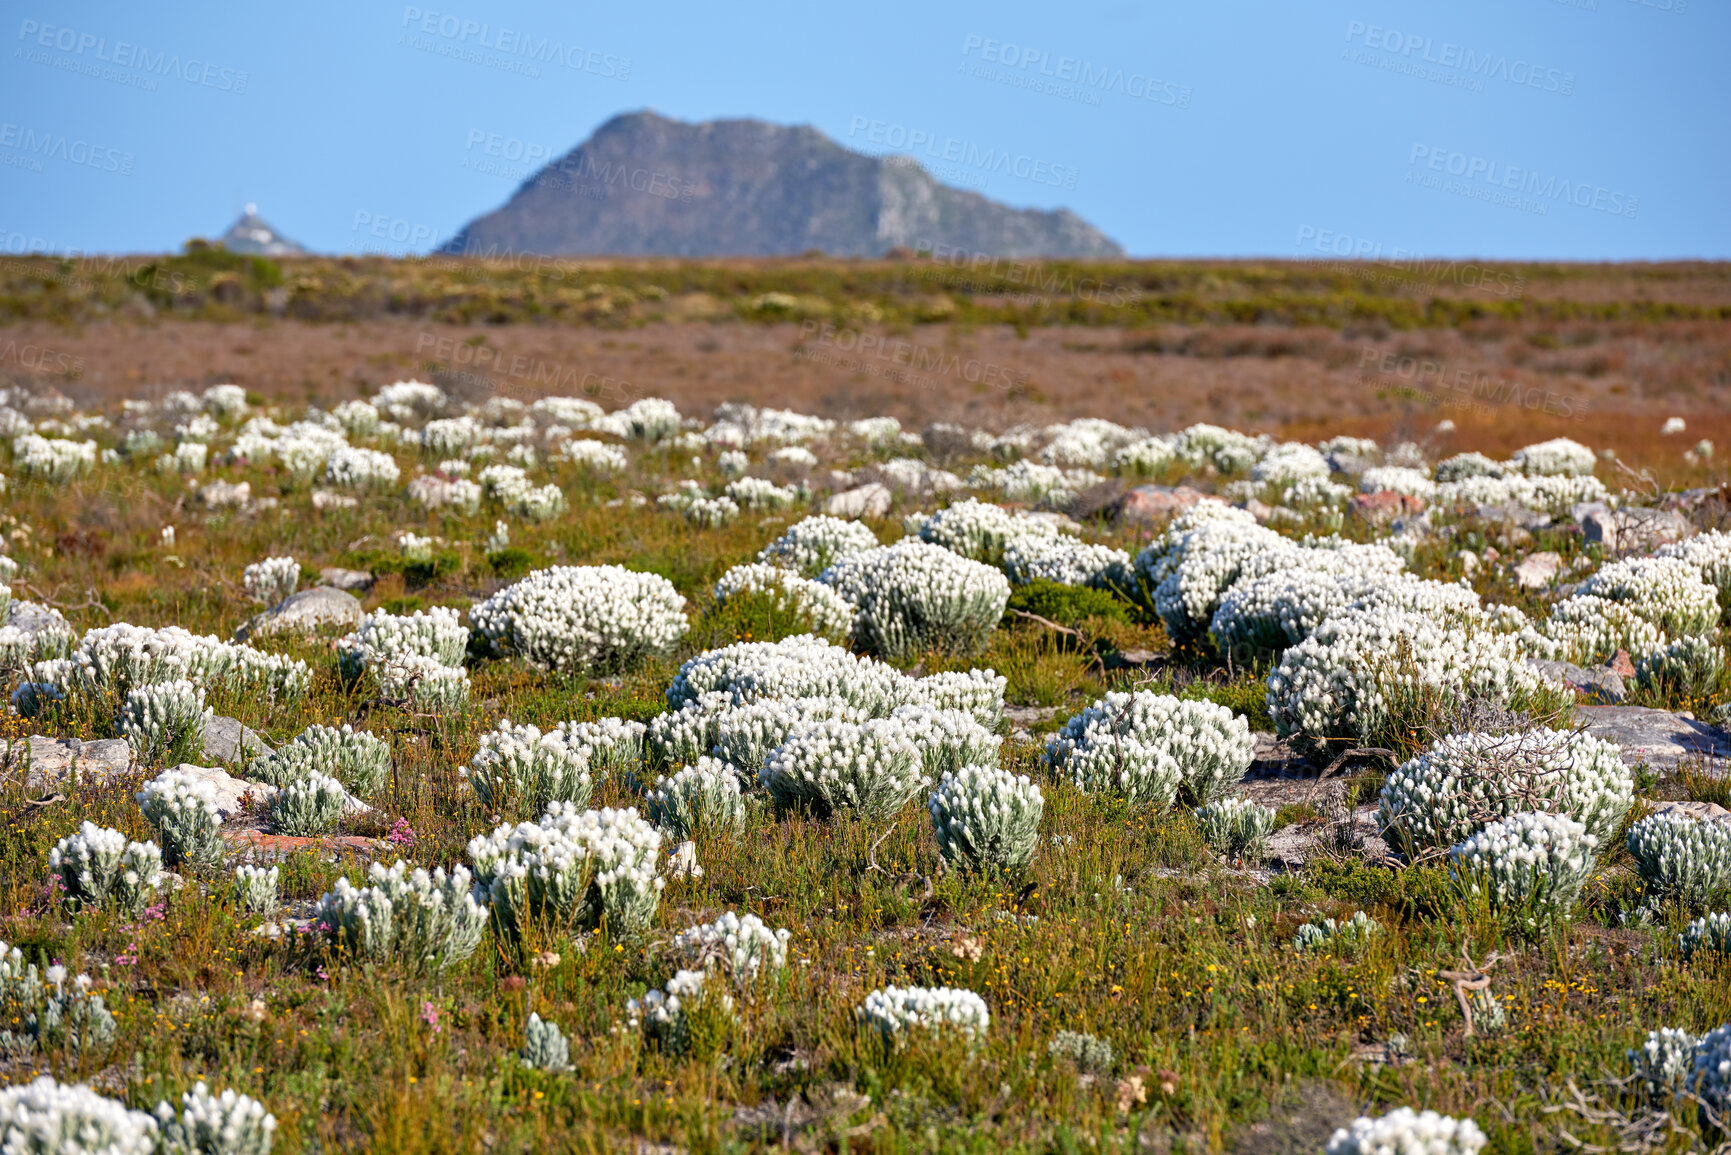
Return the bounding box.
[1006,579,1129,628]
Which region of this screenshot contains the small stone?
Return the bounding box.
[1115,485,1208,525]
[1513,551,1563,590]
[824,483,892,519]
[1606,650,1636,678]
[1350,491,1425,523]
[319,567,375,592]
[667,840,704,880]
[202,716,273,766]
[1234,498,1274,524]
[236,585,363,641]
[165,763,275,821]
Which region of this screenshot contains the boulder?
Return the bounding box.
[2,735,133,790]
[1576,705,1731,768]
[164,762,273,820]
[1474,502,1552,530]
[824,483,891,519]
[1115,485,1208,525]
[1514,551,1564,590]
[1528,659,1624,704]
[319,567,374,593]
[202,716,273,766]
[236,586,363,641]
[1649,800,1731,826]
[1580,506,1694,553]
[1350,491,1424,523]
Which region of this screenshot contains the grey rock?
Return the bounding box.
[7,599,72,640]
[1115,484,1208,525]
[824,483,891,519]
[166,763,273,821]
[236,586,363,641]
[1576,705,1731,768]
[1326,451,1374,477]
[1528,659,1624,704]
[1475,502,1552,530]
[1234,498,1275,525]
[202,716,274,766]
[1649,800,1731,826]
[1580,506,1694,553]
[2,734,134,790]
[1514,551,1564,590]
[319,567,375,593]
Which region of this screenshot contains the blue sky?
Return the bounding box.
[0,0,1721,259]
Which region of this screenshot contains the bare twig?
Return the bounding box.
[1437,943,1501,1038]
[1301,746,1395,808]
[20,582,112,620]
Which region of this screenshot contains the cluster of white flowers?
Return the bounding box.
[1048,692,1253,808]
[471,565,689,674]
[51,622,310,705]
[724,475,801,510]
[713,563,855,638]
[1377,728,1633,860]
[646,757,746,839]
[462,720,593,815]
[375,653,471,711]
[1693,1023,1731,1119]
[557,437,629,473]
[1138,513,1284,645]
[119,678,211,765]
[929,764,1043,873]
[1193,797,1276,860]
[1324,1108,1486,1155]
[136,767,224,867]
[672,911,791,986]
[521,1012,572,1072]
[597,397,682,442]
[322,445,400,490]
[1510,437,1596,477]
[1293,910,1379,951]
[332,398,380,437]
[249,723,392,795]
[1449,811,1598,927]
[1656,529,1731,610]
[1252,442,1331,486]
[709,695,863,778]
[12,434,97,481]
[269,770,348,836]
[468,804,665,938]
[337,606,468,682]
[554,716,647,780]
[408,474,483,514]
[1433,472,1610,515]
[888,703,999,779]
[1113,435,1178,476]
[157,440,209,474]
[820,540,1010,659]
[1538,595,1668,666]
[315,859,488,976]
[154,1080,277,1155]
[910,498,1062,563]
[646,693,732,767]
[398,533,433,562]
[666,637,897,718]
[856,986,989,1045]
[968,460,1100,504]
[1359,465,1436,499]
[48,822,163,915]
[1581,557,1720,637]
[626,968,734,1052]
[1002,536,1134,591]
[1037,419,1146,469]
[1434,451,1506,482]
[1679,912,1731,962]
[1165,423,1265,473]
[242,556,299,606]
[1625,811,1731,910]
[375,380,447,423]
[756,515,881,577]
[420,416,482,456]
[902,668,1007,729]
[762,716,926,819]
[1629,1027,1699,1103]
[234,864,278,914]
[1634,633,1726,702]
[0,1077,159,1155]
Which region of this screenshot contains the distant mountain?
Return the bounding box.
[442,111,1122,259]
[218,205,306,256]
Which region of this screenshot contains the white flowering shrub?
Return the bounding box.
[890,704,1000,779]
[1656,529,1731,618]
[1194,798,1276,860]
[1358,466,1436,499]
[336,606,468,682]
[666,635,910,716]
[557,437,629,474]
[645,693,732,768]
[1210,569,1397,662]
[1692,1023,1731,1121]
[1511,437,1596,477]
[315,860,488,975]
[48,822,162,915]
[1634,633,1726,704]
[119,678,211,766]
[54,623,309,706]
[1048,692,1252,808]
[713,563,855,639]
[761,716,926,820]
[137,767,224,868]
[1377,728,1634,860]
[398,533,433,563]
[249,724,392,795]
[646,757,746,840]
[468,804,665,938]
[1679,912,1731,963]
[1324,1108,1486,1155]
[627,968,735,1053]
[420,416,481,455]
[912,498,1062,564]
[376,654,470,712]
[332,398,380,437]
[672,912,790,987]
[903,669,1006,729]
[1539,595,1668,666]
[532,396,603,428]
[929,765,1043,874]
[725,476,800,511]
[1581,557,1720,637]
[1113,436,1179,476]
[12,434,97,482]
[1629,1027,1699,1104]
[462,720,593,815]
[820,541,1010,659]
[601,397,682,442]
[234,864,278,914]
[757,515,880,577]
[1002,537,1134,592]
[1435,451,1507,483]
[1137,516,1284,646]
[1434,473,1610,515]
[323,445,400,490]
[857,986,989,1047]
[555,717,647,781]
[242,556,299,606]
[408,474,483,514]
[713,696,866,779]
[268,771,347,836]
[0,946,117,1059]
[968,460,1098,504]
[519,1012,572,1072]
[1293,911,1379,952]
[1450,811,1597,928]
[472,565,688,674]
[154,1081,276,1155]
[0,1077,157,1155]
[1626,812,1731,911]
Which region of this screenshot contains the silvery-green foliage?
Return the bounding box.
[820,541,1010,659]
[1635,633,1725,701]
[891,704,1000,779]
[119,678,210,765]
[671,912,791,987]
[376,654,470,711]
[1656,529,1731,615]
[1210,569,1404,662]
[756,515,880,577]
[12,434,97,481]
[646,757,746,840]
[154,1080,277,1155]
[314,859,488,976]
[420,416,479,454]
[1002,536,1134,592]
[332,398,380,437]
[646,692,733,768]
[1433,473,1609,516]
[0,946,116,1059]
[1293,911,1379,952]
[1450,811,1597,928]
[1254,442,1331,485]
[336,606,468,680]
[1510,437,1596,477]
[323,445,400,490]
[398,534,433,563]
[1114,436,1178,476]
[1582,557,1720,637]
[1358,466,1435,499]
[58,623,308,705]
[1628,1027,1698,1104]
[1626,812,1731,911]
[1145,517,1287,646]
[1435,451,1507,482]
[0,1077,157,1155]
[1469,989,1505,1034]
[1048,1030,1114,1074]
[1539,595,1668,666]
[461,720,592,815]
[713,563,855,639]
[1194,798,1276,860]
[241,556,299,606]
[471,565,689,674]
[1695,1022,1731,1118]
[761,716,925,820]
[1377,728,1634,860]
[1324,1108,1487,1155]
[966,460,1099,504]
[713,696,865,780]
[557,437,628,473]
[856,986,989,1046]
[555,717,647,781]
[520,1013,571,1072]
[234,865,278,915]
[48,823,162,915]
[902,669,1007,729]
[665,635,910,716]
[1048,692,1253,808]
[1680,912,1731,962]
[910,498,1062,565]
[268,771,347,837]
[626,969,734,1053]
[468,804,665,939]
[929,765,1043,874]
[137,767,224,868]
[248,724,392,795]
